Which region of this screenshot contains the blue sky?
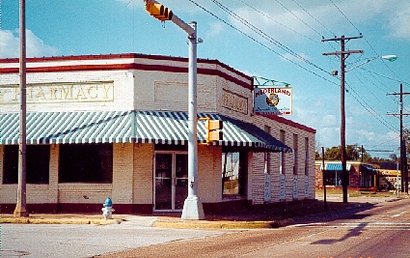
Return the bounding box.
[1,0,410,158]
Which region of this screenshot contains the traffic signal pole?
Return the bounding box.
[183,21,205,219]
[144,0,204,219]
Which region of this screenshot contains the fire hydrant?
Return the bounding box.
[101,197,114,220]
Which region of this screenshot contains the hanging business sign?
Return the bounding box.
[254,86,292,115]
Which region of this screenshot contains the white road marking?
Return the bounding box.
[391,211,407,218]
[292,222,410,230]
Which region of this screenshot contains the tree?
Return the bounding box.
[317,144,374,161]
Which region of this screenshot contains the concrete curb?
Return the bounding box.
[153,218,295,229]
[0,215,123,225]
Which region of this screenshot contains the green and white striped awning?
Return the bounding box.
[0,111,134,144]
[0,110,291,152]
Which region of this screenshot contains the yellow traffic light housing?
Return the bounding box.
[206,119,223,142]
[145,1,173,21]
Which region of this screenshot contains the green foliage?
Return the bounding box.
[315,144,395,162]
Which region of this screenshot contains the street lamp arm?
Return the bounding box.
[347,55,398,72]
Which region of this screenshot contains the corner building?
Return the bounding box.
[0,53,316,214]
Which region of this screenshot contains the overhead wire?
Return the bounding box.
[273,0,323,38]
[327,0,405,131]
[208,0,334,79]
[328,0,406,92]
[235,0,317,43]
[187,0,338,86]
[188,0,400,135]
[291,0,336,38]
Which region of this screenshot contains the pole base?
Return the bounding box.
[181,195,205,220]
[13,205,29,217]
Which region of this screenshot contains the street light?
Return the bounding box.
[346,55,398,72]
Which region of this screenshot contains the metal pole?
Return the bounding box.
[181,22,205,219]
[13,0,28,217]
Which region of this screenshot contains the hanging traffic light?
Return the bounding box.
[206,120,223,142]
[145,1,173,21]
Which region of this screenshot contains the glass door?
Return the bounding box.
[175,154,188,210]
[154,153,173,210]
[154,152,188,211]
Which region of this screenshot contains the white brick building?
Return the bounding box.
[0,53,316,214]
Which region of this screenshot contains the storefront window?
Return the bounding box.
[279,130,286,174]
[59,144,113,183]
[324,171,342,186]
[293,134,298,175]
[3,145,50,184]
[305,137,309,176]
[222,151,247,197]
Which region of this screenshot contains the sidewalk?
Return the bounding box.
[1,193,408,229]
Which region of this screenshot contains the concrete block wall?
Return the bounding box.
[112,143,134,204]
[57,142,112,206]
[133,144,154,205]
[251,152,265,204]
[0,145,60,205]
[251,115,316,203]
[198,145,223,203]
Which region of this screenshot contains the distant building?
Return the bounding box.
[315,161,377,190]
[0,53,316,214]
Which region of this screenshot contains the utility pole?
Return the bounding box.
[322,147,327,211]
[13,0,28,217]
[387,83,410,194]
[322,35,363,203]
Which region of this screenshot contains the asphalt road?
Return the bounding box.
[101,198,410,258]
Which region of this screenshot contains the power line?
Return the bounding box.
[328,0,361,34]
[235,0,317,43]
[361,68,410,85]
[329,0,405,88]
[189,0,401,135]
[188,0,338,85]
[291,0,336,37]
[209,0,335,79]
[273,0,323,38]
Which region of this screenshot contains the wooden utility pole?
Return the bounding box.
[13,0,28,217]
[387,83,410,194]
[322,35,363,203]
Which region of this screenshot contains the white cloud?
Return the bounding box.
[227,0,410,42]
[205,22,224,39]
[0,29,59,58]
[388,2,410,40]
[322,114,337,127]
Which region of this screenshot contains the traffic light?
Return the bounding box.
[145,1,173,21]
[206,120,223,142]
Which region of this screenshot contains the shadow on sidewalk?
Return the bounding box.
[203,199,376,225]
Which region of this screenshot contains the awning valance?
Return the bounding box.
[322,163,352,171]
[0,110,291,152]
